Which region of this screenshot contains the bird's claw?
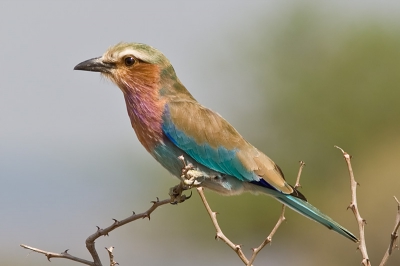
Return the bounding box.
[169,183,192,204]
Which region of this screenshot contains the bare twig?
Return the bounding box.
[379,196,400,266]
[247,205,286,266]
[20,245,94,265]
[335,146,370,266]
[295,161,306,189]
[21,197,173,266]
[196,187,250,265]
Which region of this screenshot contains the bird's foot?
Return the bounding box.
[183,169,205,186]
[169,183,192,205]
[178,155,205,187]
[169,155,206,205]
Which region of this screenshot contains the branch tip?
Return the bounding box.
[394,196,400,205]
[334,145,344,153]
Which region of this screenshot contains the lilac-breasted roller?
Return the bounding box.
[74,42,358,242]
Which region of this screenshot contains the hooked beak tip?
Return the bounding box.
[74,57,115,73]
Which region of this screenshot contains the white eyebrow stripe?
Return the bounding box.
[118,49,149,61]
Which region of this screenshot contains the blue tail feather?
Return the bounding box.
[274,193,358,242]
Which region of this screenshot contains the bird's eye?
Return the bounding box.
[124,56,135,66]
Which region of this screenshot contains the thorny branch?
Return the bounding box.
[246,205,286,266]
[20,245,94,265]
[196,186,250,265]
[335,146,399,266]
[21,197,174,266]
[195,161,306,266]
[335,145,370,266]
[379,196,400,266]
[20,152,399,265]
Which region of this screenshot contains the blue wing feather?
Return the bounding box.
[162,104,255,181]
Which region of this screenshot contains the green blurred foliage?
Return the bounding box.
[264,10,400,158]
[254,8,400,265]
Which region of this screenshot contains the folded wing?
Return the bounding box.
[162,100,294,194]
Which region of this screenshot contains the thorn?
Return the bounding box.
[132,211,135,215]
[112,218,118,224]
[214,234,218,240]
[362,219,367,225]
[356,182,360,186]
[347,203,355,210]
[151,197,160,204]
[46,254,51,261]
[96,226,100,231]
[63,249,69,254]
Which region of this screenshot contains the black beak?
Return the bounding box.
[74,57,115,73]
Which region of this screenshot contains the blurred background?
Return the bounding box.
[1,1,400,265]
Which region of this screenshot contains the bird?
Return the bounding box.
[74,42,358,242]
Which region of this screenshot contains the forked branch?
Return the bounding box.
[195,160,306,266]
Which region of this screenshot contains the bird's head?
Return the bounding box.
[74,42,175,94]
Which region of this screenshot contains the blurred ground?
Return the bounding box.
[1,1,399,265]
